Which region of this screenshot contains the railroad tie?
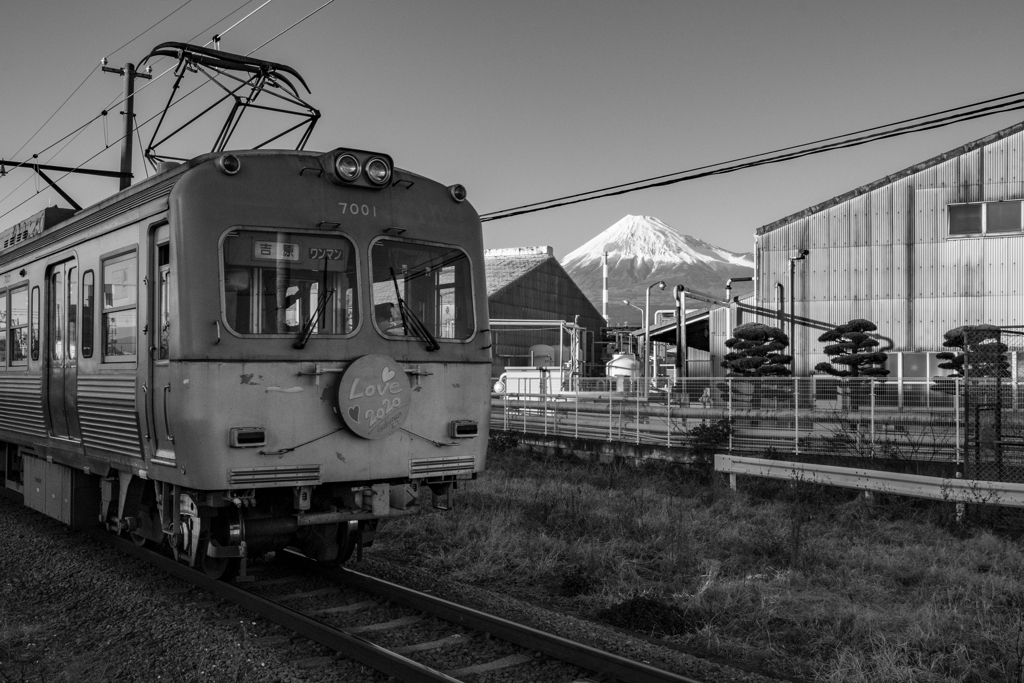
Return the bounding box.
[274,587,341,601]
[391,633,470,654]
[304,600,376,616]
[342,615,422,634]
[444,653,534,678]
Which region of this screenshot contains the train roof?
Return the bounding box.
[0,149,428,268]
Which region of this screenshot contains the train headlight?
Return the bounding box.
[364,157,392,186]
[321,148,394,189]
[334,153,361,181]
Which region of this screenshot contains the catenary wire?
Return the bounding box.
[480,95,1024,222]
[0,0,267,210]
[0,1,336,221]
[246,0,337,55]
[4,0,199,180]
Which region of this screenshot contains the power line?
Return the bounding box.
[0,1,337,221]
[0,0,266,211]
[480,93,1024,222]
[246,0,337,55]
[4,0,198,177]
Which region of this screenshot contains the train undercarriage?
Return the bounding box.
[3,443,458,580]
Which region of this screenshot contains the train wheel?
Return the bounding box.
[199,541,239,581]
[130,531,154,548]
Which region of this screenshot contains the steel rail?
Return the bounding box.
[286,554,706,683]
[86,529,462,683]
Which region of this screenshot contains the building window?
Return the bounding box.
[948,200,1023,236]
[102,252,138,361]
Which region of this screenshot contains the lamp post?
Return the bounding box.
[788,250,809,372]
[623,299,642,358]
[644,280,666,397]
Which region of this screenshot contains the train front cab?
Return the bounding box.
[126,150,492,575]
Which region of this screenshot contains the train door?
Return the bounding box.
[46,259,81,440]
[149,226,174,459]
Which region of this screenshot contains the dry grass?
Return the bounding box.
[376,440,1024,682]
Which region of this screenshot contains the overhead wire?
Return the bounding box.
[246,0,337,55]
[0,0,268,213]
[3,0,198,181]
[0,0,336,222]
[480,93,1024,222]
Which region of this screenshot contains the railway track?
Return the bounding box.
[91,528,706,683]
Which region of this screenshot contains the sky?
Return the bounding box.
[4,0,1024,259]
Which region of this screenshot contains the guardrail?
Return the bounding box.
[714,454,1024,507]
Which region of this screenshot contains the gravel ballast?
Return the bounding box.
[0,493,786,682]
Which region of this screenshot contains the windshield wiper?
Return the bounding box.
[391,268,439,352]
[294,263,336,349]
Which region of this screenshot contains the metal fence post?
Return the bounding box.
[667,385,672,447]
[870,379,876,457]
[635,385,640,445]
[574,381,579,440]
[794,376,799,456]
[608,392,613,442]
[954,378,961,467]
[728,377,734,452]
[543,373,548,436]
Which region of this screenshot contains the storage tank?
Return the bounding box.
[606,353,636,377]
[529,344,555,366]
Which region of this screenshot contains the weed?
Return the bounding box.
[488,430,519,453]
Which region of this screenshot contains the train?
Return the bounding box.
[0,137,491,579]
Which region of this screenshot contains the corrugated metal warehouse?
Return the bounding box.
[485,246,604,376]
[725,120,1024,380]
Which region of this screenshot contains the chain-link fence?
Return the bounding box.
[492,375,962,462]
[963,328,1024,485]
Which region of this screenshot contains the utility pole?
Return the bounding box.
[102,60,151,191]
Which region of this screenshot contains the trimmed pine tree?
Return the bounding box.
[814,319,889,378]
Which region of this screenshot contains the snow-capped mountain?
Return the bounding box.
[560,215,754,324]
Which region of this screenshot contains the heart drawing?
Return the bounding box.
[348,405,361,422]
[381,366,396,382]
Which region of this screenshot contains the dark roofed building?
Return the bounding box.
[485,246,604,376]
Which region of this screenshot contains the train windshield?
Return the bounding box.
[370,239,474,342]
[222,230,358,336]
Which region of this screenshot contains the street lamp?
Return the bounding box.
[644,280,666,396]
[623,299,643,360]
[788,250,809,373]
[622,299,643,326]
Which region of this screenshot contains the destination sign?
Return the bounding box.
[252,240,300,262]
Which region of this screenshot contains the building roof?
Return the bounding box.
[483,246,554,297]
[756,118,1024,236]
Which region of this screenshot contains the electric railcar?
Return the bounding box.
[0,147,491,578]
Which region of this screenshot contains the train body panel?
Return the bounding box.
[1,145,490,575]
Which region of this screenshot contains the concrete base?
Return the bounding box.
[497,430,695,465]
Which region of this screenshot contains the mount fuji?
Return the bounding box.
[560,215,754,325]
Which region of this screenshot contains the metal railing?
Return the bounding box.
[491,376,980,462]
[715,454,1024,507]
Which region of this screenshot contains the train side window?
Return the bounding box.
[9,287,28,367]
[101,253,138,361]
[81,271,94,358]
[158,244,170,360]
[0,289,6,369]
[67,267,77,363]
[30,287,39,361]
